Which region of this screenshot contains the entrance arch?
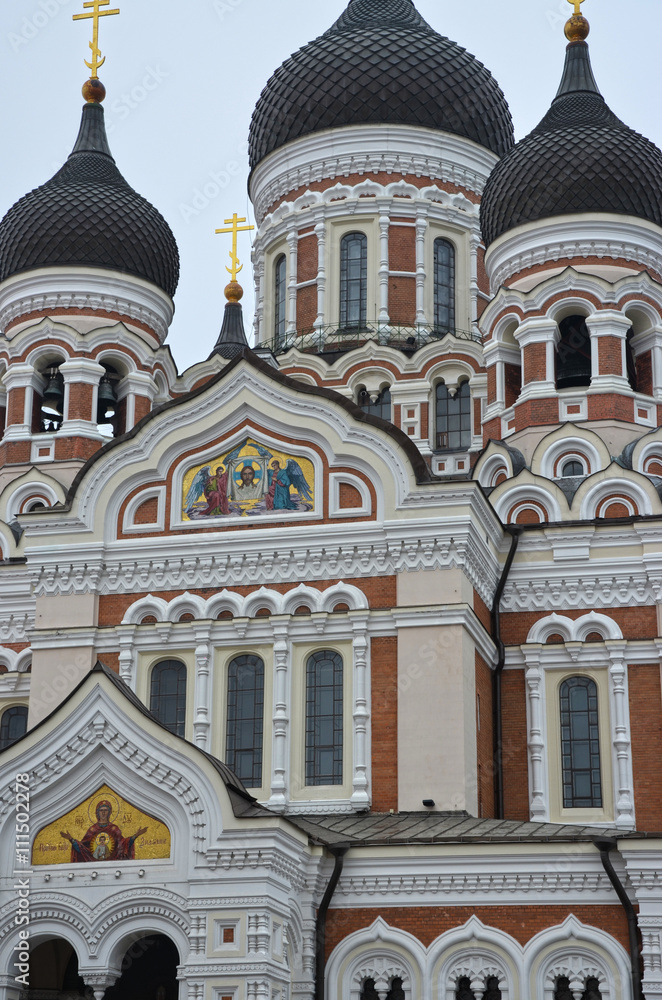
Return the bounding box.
[27,938,86,997]
[104,935,179,1000]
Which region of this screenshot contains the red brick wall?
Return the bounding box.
[628,663,662,831]
[473,591,491,632]
[133,497,159,524]
[134,395,152,423]
[339,483,363,509]
[98,651,120,674]
[298,232,318,283]
[388,277,416,326]
[502,669,529,821]
[389,225,416,272]
[522,343,547,384]
[7,387,25,426]
[297,285,317,331]
[371,636,398,811]
[325,904,630,957]
[476,653,495,818]
[487,365,497,406]
[67,383,94,421]
[598,337,623,376]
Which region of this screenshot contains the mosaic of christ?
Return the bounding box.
[183,437,315,520]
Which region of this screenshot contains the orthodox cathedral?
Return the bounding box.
[2,1,662,999]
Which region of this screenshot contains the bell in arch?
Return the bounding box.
[97,374,118,423]
[42,370,64,412]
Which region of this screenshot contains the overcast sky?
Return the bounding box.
[0,0,659,372]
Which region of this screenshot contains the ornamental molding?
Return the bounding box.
[206,847,307,891]
[249,124,496,223]
[29,528,500,607]
[484,214,662,291]
[0,267,174,345]
[481,264,662,336]
[256,181,478,239]
[501,567,662,612]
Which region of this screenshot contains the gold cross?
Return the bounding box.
[73,0,120,79]
[215,214,255,283]
[567,0,586,14]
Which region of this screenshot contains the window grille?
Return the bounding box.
[434,238,456,333]
[560,676,602,808]
[561,459,584,477]
[436,381,471,451]
[275,254,287,347]
[305,650,343,785]
[340,233,367,330]
[150,660,187,738]
[0,706,28,749]
[226,654,265,787]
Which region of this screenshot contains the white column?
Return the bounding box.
[2,364,38,440]
[287,228,298,335]
[415,209,428,325]
[469,227,481,333]
[59,358,105,437]
[496,360,506,408]
[314,213,326,331]
[252,245,265,344]
[377,199,391,326]
[351,615,370,808]
[116,372,158,432]
[193,627,212,750]
[524,650,548,820]
[514,318,560,401]
[586,309,632,392]
[652,341,662,400]
[80,971,120,1000]
[117,629,137,687]
[606,642,636,828]
[269,623,290,811]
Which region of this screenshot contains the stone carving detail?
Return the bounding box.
[543,959,607,1000]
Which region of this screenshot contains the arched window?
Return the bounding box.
[0,706,28,749]
[626,327,637,391]
[456,978,476,1000]
[434,238,456,333]
[561,459,584,477]
[560,676,602,808]
[556,315,592,389]
[274,254,287,348]
[357,385,392,421]
[150,660,187,738]
[361,980,380,1000]
[436,381,471,451]
[306,650,343,786]
[340,233,367,331]
[225,654,265,787]
[385,978,405,1000]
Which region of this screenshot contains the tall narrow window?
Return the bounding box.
[305,650,343,786]
[436,381,471,451]
[274,254,287,348]
[0,706,28,749]
[434,238,456,333]
[560,676,602,808]
[226,654,265,787]
[340,233,367,330]
[150,660,187,738]
[556,315,592,389]
[357,385,392,421]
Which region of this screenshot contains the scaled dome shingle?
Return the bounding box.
[0,102,180,298]
[249,0,514,171]
[480,40,662,248]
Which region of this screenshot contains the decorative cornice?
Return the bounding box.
[484,214,662,291]
[249,124,496,224]
[0,267,174,345]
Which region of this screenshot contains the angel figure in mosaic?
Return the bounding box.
[265,459,313,511]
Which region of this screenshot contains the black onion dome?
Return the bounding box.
[481,40,662,247]
[248,0,514,170]
[0,102,179,298]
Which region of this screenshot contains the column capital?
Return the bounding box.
[59,359,105,385]
[514,317,560,348]
[585,309,632,338]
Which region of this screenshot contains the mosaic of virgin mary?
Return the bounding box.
[60,799,147,863]
[183,438,314,520]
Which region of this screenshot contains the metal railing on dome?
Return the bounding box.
[256,323,482,356]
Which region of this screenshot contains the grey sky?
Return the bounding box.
[0,0,658,372]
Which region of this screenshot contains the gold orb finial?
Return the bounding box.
[565,0,589,41]
[225,281,244,304]
[82,77,106,103]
